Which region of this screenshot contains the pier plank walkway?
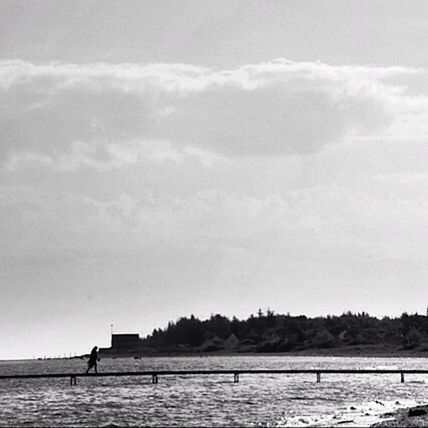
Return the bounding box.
[1,369,428,385]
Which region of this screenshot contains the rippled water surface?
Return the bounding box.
[1,356,428,426]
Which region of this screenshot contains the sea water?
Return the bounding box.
[0,356,427,427]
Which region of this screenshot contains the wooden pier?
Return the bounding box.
[1,369,428,386]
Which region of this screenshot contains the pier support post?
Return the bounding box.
[234,373,239,383]
[401,372,405,383]
[152,374,158,384]
[70,376,77,386]
[316,372,321,383]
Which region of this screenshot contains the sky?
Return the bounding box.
[1,0,428,359]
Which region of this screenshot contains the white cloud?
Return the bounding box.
[6,140,183,171]
[0,58,421,92]
[1,58,424,166]
[3,180,427,265]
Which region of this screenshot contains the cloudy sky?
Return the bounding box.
[1,0,428,359]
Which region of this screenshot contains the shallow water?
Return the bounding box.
[0,356,427,427]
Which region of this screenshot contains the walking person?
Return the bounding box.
[86,346,99,374]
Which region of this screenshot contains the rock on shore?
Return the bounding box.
[372,405,428,427]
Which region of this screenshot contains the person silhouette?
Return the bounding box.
[86,346,99,374]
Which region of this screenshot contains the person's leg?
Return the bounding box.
[94,361,97,374]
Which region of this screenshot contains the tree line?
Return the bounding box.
[141,309,428,353]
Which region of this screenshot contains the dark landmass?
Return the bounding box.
[100,310,428,357]
[372,405,428,427]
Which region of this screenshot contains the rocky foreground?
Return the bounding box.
[372,405,428,427]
